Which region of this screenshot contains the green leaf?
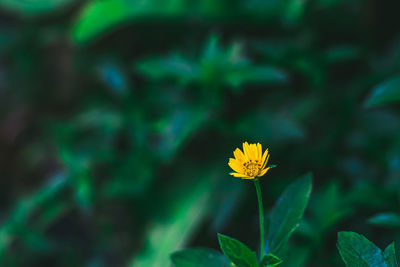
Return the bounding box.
[383,243,398,267]
[260,254,283,267]
[71,0,187,44]
[171,248,231,267]
[217,233,258,267]
[337,232,386,267]
[136,55,199,83]
[364,76,400,108]
[266,173,312,256]
[0,174,68,258]
[225,66,288,88]
[130,176,214,267]
[0,0,76,16]
[152,107,209,160]
[323,45,361,64]
[368,213,400,228]
[200,37,287,88]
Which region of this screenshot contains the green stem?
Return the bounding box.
[253,179,265,259]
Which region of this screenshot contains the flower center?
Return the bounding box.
[243,160,261,177]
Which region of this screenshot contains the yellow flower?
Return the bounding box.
[228,142,271,179]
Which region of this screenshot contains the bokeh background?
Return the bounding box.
[2,0,400,266]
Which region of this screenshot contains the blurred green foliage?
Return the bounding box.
[2,0,400,266]
[337,232,398,267]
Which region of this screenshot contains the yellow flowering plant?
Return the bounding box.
[228,142,273,179]
[171,142,312,267]
[174,142,397,267]
[228,142,275,259]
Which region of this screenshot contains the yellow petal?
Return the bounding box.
[243,142,251,159]
[233,148,245,162]
[229,159,243,173]
[249,144,254,160]
[251,143,258,160]
[230,172,252,179]
[241,176,256,180]
[257,143,262,160]
[254,144,259,160]
[261,148,269,167]
[262,153,270,169]
[258,167,270,177]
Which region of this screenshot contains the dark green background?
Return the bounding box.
[1,0,400,266]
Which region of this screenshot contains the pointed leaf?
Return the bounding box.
[364,75,400,108]
[260,254,283,267]
[266,173,312,256]
[130,177,213,267]
[368,213,400,228]
[337,232,386,267]
[136,55,199,82]
[171,248,231,267]
[218,234,258,267]
[72,0,186,44]
[383,243,398,267]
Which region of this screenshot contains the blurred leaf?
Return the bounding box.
[37,200,71,230]
[368,213,400,228]
[210,181,244,232]
[19,228,52,253]
[364,76,400,108]
[130,175,214,267]
[200,36,287,89]
[98,62,129,96]
[260,254,282,267]
[225,66,287,88]
[152,107,209,160]
[266,173,312,256]
[337,232,397,267]
[171,248,231,267]
[0,174,68,259]
[283,0,306,24]
[73,108,123,133]
[323,45,361,64]
[358,110,400,138]
[136,55,199,84]
[217,233,258,267]
[72,0,187,44]
[136,36,287,90]
[383,243,398,267]
[0,0,76,15]
[74,170,93,211]
[235,112,305,144]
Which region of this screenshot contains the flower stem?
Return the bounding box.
[253,179,265,258]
